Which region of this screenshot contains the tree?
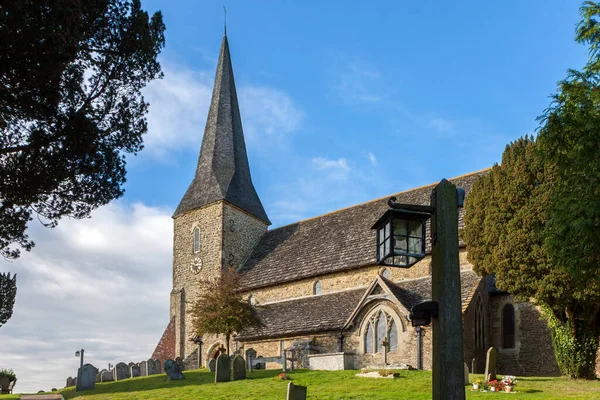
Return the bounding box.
[464,2,600,379]
[0,0,166,259]
[189,268,262,355]
[0,272,17,327]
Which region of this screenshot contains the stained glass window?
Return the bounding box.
[365,323,374,353]
[376,312,387,353]
[389,319,398,351]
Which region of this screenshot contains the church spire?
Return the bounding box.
[174,35,271,224]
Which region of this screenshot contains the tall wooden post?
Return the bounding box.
[431,179,465,400]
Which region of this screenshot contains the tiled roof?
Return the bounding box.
[237,289,365,341]
[173,35,270,224]
[238,270,482,340]
[239,171,487,290]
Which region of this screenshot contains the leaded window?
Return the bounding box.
[363,308,400,354]
[313,280,322,295]
[193,227,200,253]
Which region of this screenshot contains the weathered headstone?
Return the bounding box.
[95,372,101,383]
[147,358,161,375]
[139,360,148,376]
[215,354,231,383]
[232,355,246,380]
[66,377,75,387]
[100,369,113,382]
[175,357,184,371]
[471,358,476,375]
[164,359,184,380]
[484,347,498,382]
[464,362,469,385]
[208,358,216,372]
[287,382,307,400]
[130,363,141,378]
[76,363,98,392]
[114,362,130,380]
[73,377,77,387]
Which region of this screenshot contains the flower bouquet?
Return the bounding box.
[501,375,517,392]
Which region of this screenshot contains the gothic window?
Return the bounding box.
[365,323,374,353]
[313,280,322,295]
[362,307,401,354]
[381,268,391,280]
[475,296,484,349]
[502,304,515,349]
[193,227,200,253]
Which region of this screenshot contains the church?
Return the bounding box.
[151,33,562,377]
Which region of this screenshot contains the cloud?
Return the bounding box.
[428,117,456,135]
[365,152,377,166]
[140,66,304,160]
[312,157,351,172]
[0,202,173,393]
[335,62,385,106]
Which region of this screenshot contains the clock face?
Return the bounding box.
[190,257,202,274]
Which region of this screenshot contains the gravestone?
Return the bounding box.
[232,355,246,380]
[287,382,307,400]
[100,369,113,382]
[147,359,161,375]
[215,354,231,383]
[95,372,101,383]
[175,357,184,371]
[164,359,184,380]
[73,377,77,387]
[130,363,141,378]
[484,347,498,382]
[471,358,476,375]
[139,360,148,376]
[208,358,216,372]
[464,362,469,385]
[66,377,75,387]
[114,362,130,380]
[128,362,135,368]
[76,363,98,392]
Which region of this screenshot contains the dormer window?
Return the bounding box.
[193,227,200,253]
[313,280,322,295]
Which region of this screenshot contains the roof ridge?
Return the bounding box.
[257,286,368,306]
[265,168,490,232]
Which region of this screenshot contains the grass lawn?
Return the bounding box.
[33,369,600,400]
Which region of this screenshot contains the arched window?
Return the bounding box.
[248,294,256,306]
[362,307,402,354]
[475,296,484,349]
[381,268,391,280]
[502,304,515,349]
[313,280,322,295]
[193,227,200,253]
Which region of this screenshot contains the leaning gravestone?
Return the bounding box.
[130,363,141,378]
[147,358,161,375]
[100,369,113,382]
[215,354,231,383]
[464,362,469,385]
[208,358,216,372]
[76,363,98,392]
[164,359,184,380]
[287,382,307,400]
[232,355,246,380]
[66,377,75,387]
[139,360,148,376]
[484,347,498,382]
[115,362,130,380]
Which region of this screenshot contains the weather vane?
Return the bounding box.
[223,6,227,35]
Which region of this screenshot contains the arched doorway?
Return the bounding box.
[206,342,226,371]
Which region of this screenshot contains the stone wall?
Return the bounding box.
[489,294,560,376]
[463,277,490,373]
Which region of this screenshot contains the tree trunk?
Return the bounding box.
[225,333,230,356]
[549,316,599,379]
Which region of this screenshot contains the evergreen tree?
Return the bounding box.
[0,272,17,327]
[0,0,165,259]
[190,269,262,355]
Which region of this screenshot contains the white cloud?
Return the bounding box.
[336,62,385,106]
[140,66,304,160]
[312,157,351,172]
[0,202,173,393]
[366,152,377,166]
[428,117,456,135]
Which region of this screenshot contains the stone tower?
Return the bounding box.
[170,34,270,361]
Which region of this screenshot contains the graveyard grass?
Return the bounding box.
[41,369,600,399]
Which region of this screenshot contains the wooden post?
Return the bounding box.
[281,341,287,373]
[431,179,465,400]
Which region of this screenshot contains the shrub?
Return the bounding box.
[0,368,16,381]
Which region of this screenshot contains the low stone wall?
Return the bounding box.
[308,352,354,370]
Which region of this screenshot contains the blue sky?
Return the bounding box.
[0,1,590,393]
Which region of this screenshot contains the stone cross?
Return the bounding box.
[76,363,98,392]
[381,337,390,365]
[484,347,497,382]
[287,381,307,400]
[215,354,231,383]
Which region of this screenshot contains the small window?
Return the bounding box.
[193,227,200,253]
[248,294,256,306]
[381,268,391,280]
[502,304,515,349]
[313,280,322,295]
[475,296,484,349]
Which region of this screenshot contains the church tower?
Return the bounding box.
[170,34,270,360]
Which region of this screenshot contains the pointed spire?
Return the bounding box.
[174,35,271,224]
